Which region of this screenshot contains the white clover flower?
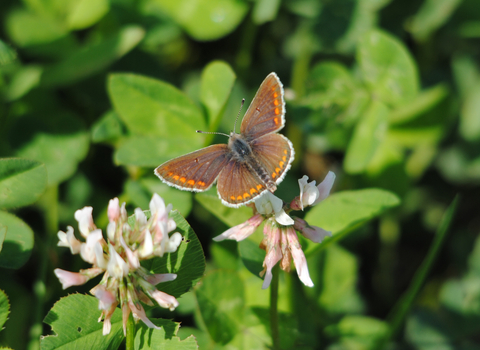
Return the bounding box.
[54,194,183,336]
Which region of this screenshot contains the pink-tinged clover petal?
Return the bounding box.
[106,222,116,242]
[92,285,117,310]
[146,273,177,285]
[275,209,294,226]
[134,208,147,226]
[261,223,283,289]
[122,302,130,336]
[128,300,161,330]
[74,207,96,238]
[101,302,118,335]
[57,226,82,254]
[293,217,332,243]
[285,227,314,287]
[119,235,140,270]
[165,232,182,253]
[213,214,263,242]
[149,289,179,311]
[107,244,129,279]
[312,171,335,206]
[138,229,153,258]
[54,269,88,289]
[149,193,167,217]
[80,229,104,264]
[298,175,319,210]
[108,198,121,222]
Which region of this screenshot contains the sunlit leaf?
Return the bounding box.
[0,289,10,331]
[194,270,245,344]
[41,294,123,350]
[134,320,198,349]
[358,30,419,107]
[0,211,34,269]
[0,158,47,210]
[153,0,249,41]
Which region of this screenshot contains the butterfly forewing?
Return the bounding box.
[240,73,286,140]
[250,133,294,185]
[155,144,230,192]
[217,160,268,207]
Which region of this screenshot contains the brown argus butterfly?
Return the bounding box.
[154,72,294,208]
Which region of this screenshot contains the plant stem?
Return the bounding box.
[376,196,459,348]
[270,264,280,350]
[28,185,59,350]
[126,312,135,350]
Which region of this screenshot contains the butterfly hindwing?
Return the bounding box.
[250,133,294,185]
[217,160,268,207]
[240,72,286,140]
[155,144,230,192]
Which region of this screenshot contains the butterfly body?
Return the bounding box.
[155,72,294,208]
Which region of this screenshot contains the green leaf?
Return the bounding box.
[0,39,17,66]
[253,0,281,24]
[40,26,145,87]
[144,211,205,298]
[358,30,419,107]
[318,244,365,314]
[5,65,43,101]
[134,320,198,349]
[154,0,249,41]
[238,239,265,279]
[325,315,388,347]
[125,178,192,218]
[41,294,123,350]
[108,74,205,144]
[0,289,10,330]
[304,188,400,250]
[344,100,389,174]
[0,158,47,210]
[194,270,245,344]
[10,113,89,186]
[389,83,449,124]
[303,61,369,125]
[0,224,6,252]
[114,135,200,167]
[91,110,125,143]
[408,0,462,42]
[66,0,109,30]
[460,81,480,141]
[195,193,252,227]
[452,55,480,100]
[0,211,34,269]
[200,61,236,128]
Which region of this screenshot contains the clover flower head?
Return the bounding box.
[54,194,183,335]
[214,172,336,289]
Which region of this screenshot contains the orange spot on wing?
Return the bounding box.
[275,167,281,174]
[272,172,277,178]
[284,150,288,154]
[198,181,206,186]
[256,184,263,190]
[274,108,280,115]
[188,180,195,185]
[250,188,257,194]
[274,117,279,125]
[230,196,236,200]
[173,175,180,180]
[243,193,250,199]
[167,171,173,176]
[273,92,278,98]
[282,156,287,162]
[180,177,186,183]
[274,99,279,106]
[237,195,243,200]
[279,161,284,168]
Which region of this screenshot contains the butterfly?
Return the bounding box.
[154,72,294,208]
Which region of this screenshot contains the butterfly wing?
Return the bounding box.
[155,144,231,192]
[240,72,286,140]
[250,133,294,185]
[217,160,268,207]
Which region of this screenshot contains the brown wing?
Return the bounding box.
[216,160,268,207]
[155,144,230,192]
[240,72,286,140]
[250,133,294,186]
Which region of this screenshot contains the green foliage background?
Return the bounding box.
[0,0,479,349]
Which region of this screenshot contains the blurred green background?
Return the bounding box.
[0,0,479,349]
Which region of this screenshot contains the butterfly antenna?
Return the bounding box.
[196,130,230,138]
[233,98,245,134]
